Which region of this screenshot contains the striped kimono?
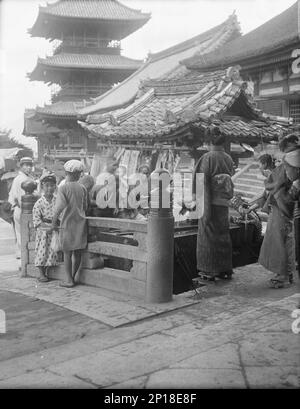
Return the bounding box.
[193,146,235,275]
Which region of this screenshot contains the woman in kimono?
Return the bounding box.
[32,172,57,282]
[265,148,300,288]
[192,128,235,281]
[245,135,299,288]
[51,160,87,288]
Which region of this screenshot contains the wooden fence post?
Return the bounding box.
[146,169,174,303]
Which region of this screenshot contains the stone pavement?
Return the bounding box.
[0,219,299,388]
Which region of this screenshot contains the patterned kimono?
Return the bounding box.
[32,195,57,267]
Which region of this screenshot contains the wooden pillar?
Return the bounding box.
[20,181,38,277]
[67,133,71,151]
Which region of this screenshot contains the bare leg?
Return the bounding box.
[63,251,74,285]
[13,208,21,259]
[37,266,48,282]
[72,250,82,283]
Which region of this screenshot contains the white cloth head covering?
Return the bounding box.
[40,170,56,184]
[20,157,33,165]
[64,160,84,173]
[284,149,300,168]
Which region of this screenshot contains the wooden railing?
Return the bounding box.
[51,84,111,101]
[21,212,152,300]
[52,38,121,54]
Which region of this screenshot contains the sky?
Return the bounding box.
[0,0,296,151]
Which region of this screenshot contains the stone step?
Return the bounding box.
[26,264,145,298]
[233,178,265,187]
[234,189,257,199]
[234,183,264,193]
[241,173,265,180]
[245,168,261,175]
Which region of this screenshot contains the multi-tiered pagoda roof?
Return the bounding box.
[29,0,151,39]
[25,0,150,134]
[29,54,142,83]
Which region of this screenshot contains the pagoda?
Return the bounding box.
[24,0,150,162]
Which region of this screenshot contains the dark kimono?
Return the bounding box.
[193,146,234,275]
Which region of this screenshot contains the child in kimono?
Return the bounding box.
[51,160,87,287]
[32,172,57,282]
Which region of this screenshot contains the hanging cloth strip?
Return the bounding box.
[127,150,140,177]
[119,150,131,176]
[90,154,102,179]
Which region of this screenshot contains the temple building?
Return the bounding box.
[183,1,300,124]
[80,65,291,174]
[23,0,150,162]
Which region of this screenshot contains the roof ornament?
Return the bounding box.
[109,114,119,126]
[216,65,242,92]
[181,108,198,123]
[226,65,241,82]
[164,109,177,124]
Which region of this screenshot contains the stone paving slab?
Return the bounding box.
[0,290,298,388]
[0,368,96,389]
[0,255,202,328]
[146,368,247,389]
[1,251,298,329]
[5,294,294,389]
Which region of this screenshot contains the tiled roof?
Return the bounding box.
[23,109,61,135]
[38,0,150,21]
[81,67,291,144]
[79,13,241,116]
[183,1,300,70]
[35,101,87,117]
[29,1,150,39]
[31,53,142,72]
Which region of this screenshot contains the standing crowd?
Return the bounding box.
[7,130,300,291]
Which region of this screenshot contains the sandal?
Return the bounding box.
[59,281,75,288]
[217,271,234,280]
[269,278,290,289]
[198,272,216,282]
[37,276,49,283]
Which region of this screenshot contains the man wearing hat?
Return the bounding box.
[8,157,34,259]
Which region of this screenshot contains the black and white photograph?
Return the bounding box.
[0,0,299,392]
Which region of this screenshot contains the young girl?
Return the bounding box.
[51,160,87,287]
[32,172,57,282]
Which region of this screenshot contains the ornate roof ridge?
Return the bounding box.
[86,88,155,125]
[148,12,241,64]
